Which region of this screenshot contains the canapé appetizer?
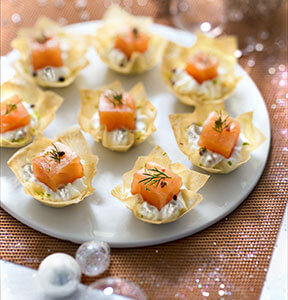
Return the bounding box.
[162,33,241,106]
[79,81,156,152]
[169,109,266,174]
[94,5,166,74]
[1,77,63,148]
[111,146,209,224]
[11,17,89,88]
[8,127,98,207]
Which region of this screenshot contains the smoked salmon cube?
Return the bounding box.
[131,162,182,210]
[186,52,218,84]
[114,27,149,59]
[198,111,241,158]
[31,36,63,71]
[0,95,31,133]
[32,142,84,191]
[99,91,136,132]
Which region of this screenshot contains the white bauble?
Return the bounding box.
[38,253,81,298]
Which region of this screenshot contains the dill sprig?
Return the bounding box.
[35,32,48,43]
[4,103,18,115]
[132,27,138,37]
[138,166,171,191]
[212,111,231,134]
[48,143,65,163]
[108,93,123,107]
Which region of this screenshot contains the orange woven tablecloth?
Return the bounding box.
[1,1,287,299]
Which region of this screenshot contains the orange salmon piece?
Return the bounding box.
[99,91,136,132]
[0,95,31,133]
[198,111,241,158]
[31,36,63,71]
[186,52,219,84]
[131,162,182,210]
[114,27,149,59]
[32,142,84,191]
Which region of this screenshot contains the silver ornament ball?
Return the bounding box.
[76,240,110,276]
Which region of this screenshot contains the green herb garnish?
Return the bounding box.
[35,32,48,43]
[11,137,25,143]
[108,92,123,107]
[48,144,65,163]
[136,131,142,141]
[242,142,249,146]
[37,191,45,198]
[212,111,231,135]
[138,166,171,191]
[132,27,138,37]
[34,111,40,120]
[228,161,232,166]
[4,103,18,115]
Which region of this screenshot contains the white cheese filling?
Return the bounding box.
[137,191,187,221]
[108,129,129,145]
[92,110,149,145]
[107,44,152,67]
[108,49,128,67]
[171,67,226,99]
[186,123,245,168]
[0,102,38,142]
[22,163,87,202]
[35,66,70,82]
[30,40,70,82]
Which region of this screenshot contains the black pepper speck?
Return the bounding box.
[199,148,207,156]
[160,181,167,188]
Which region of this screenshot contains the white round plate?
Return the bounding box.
[1,21,270,247]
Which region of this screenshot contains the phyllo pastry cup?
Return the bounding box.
[1,77,63,148]
[11,17,89,88]
[93,5,166,74]
[79,81,156,152]
[169,107,266,174]
[8,126,98,207]
[162,33,241,106]
[111,146,209,224]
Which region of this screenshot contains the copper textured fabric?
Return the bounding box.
[1,1,287,299]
